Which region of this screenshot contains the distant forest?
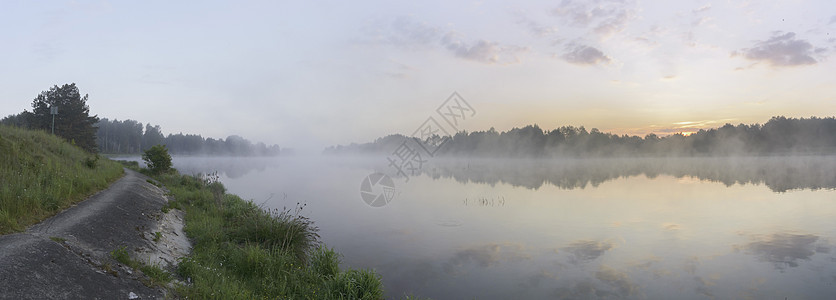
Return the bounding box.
[1,83,282,156]
[324,116,836,157]
[1,113,282,156]
[95,118,282,156]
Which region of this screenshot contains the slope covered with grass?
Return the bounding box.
[0,125,124,234]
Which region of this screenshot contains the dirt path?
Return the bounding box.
[0,168,190,299]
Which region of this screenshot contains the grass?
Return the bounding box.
[0,125,124,234]
[142,169,385,299]
[111,246,140,269]
[110,246,173,286]
[49,236,67,243]
[0,125,393,299]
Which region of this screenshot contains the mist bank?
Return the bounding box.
[94,118,285,156]
[324,116,836,157]
[147,155,836,193]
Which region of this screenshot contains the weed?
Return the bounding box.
[140,264,172,285]
[110,246,173,287]
[146,179,160,187]
[110,246,139,269]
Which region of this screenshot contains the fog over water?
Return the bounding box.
[5,1,836,298]
[123,155,836,299]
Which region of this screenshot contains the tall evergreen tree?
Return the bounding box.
[30,83,100,152]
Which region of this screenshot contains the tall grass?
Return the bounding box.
[150,171,385,299]
[0,125,124,234]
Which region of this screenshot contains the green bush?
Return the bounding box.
[142,144,172,174]
[310,246,341,278]
[84,154,99,169]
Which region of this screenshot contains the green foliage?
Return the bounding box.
[0,111,34,128]
[84,154,99,169]
[326,116,836,157]
[142,144,172,174]
[110,246,172,286]
[140,264,172,285]
[310,246,341,278]
[110,246,139,269]
[49,236,67,243]
[95,118,282,156]
[115,159,140,169]
[28,83,100,152]
[0,125,124,234]
[322,269,384,300]
[150,170,385,299]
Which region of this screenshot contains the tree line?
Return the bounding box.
[0,84,99,152]
[95,118,282,156]
[1,83,282,156]
[323,116,836,157]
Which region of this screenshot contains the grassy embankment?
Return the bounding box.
[0,125,124,234]
[0,124,388,298]
[121,163,386,299]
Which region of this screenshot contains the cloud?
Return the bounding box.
[656,127,700,133]
[552,266,640,299]
[562,240,614,262]
[552,280,604,299]
[370,17,528,65]
[522,269,559,288]
[692,4,711,14]
[734,233,827,270]
[441,32,529,64]
[386,17,442,49]
[689,5,713,27]
[694,276,715,298]
[830,15,836,25]
[519,19,560,38]
[733,32,827,67]
[561,43,611,65]
[595,266,639,298]
[443,243,530,275]
[551,0,637,38]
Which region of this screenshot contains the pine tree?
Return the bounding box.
[30,83,100,152]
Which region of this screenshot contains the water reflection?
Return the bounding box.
[135,155,836,192]
[443,243,530,276]
[735,233,830,270]
[562,240,615,263]
[134,155,836,299]
[422,156,836,192]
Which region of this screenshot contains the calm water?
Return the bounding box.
[129,156,836,299]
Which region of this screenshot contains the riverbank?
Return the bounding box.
[134,163,386,299]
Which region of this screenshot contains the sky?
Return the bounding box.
[1,0,835,151]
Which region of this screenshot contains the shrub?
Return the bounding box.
[142,144,172,174]
[84,154,99,169]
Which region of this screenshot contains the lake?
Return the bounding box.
[126,155,836,299]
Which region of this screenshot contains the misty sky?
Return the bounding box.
[1,1,835,151]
